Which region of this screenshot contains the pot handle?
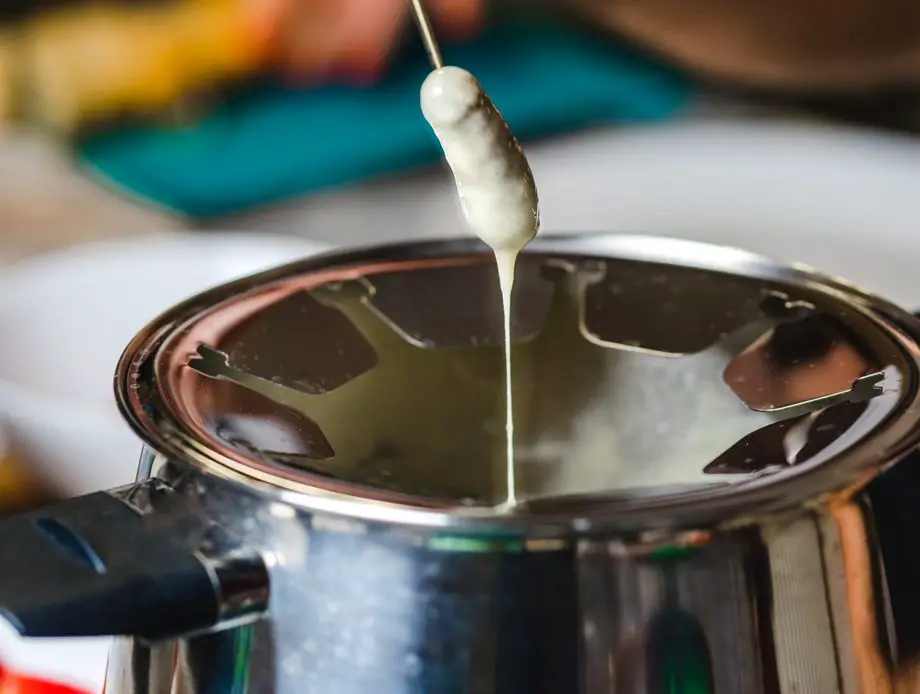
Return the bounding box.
[0,481,269,642]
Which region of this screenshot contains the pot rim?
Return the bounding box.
[115,232,920,535]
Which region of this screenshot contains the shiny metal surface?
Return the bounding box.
[118,235,920,530]
[408,0,445,69]
[196,526,271,629]
[101,234,920,693]
[105,446,920,693]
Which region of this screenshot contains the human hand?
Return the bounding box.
[257,0,485,84]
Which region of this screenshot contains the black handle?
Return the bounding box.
[0,485,238,641]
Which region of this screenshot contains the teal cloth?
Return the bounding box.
[77,22,692,218]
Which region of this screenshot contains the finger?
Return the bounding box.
[258,0,339,78]
[277,0,406,83]
[430,0,485,40]
[239,0,291,49]
[330,0,407,82]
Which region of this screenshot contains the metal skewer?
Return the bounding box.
[408,0,445,69]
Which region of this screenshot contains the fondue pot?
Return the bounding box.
[2,233,920,693]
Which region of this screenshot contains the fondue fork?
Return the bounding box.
[408,0,445,69]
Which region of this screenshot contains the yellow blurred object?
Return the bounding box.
[3,0,274,134]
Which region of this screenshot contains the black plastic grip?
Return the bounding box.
[0,489,220,641]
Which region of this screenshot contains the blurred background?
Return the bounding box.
[1,0,920,512]
[0,1,919,689]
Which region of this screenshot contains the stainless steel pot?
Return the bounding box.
[2,233,920,694]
